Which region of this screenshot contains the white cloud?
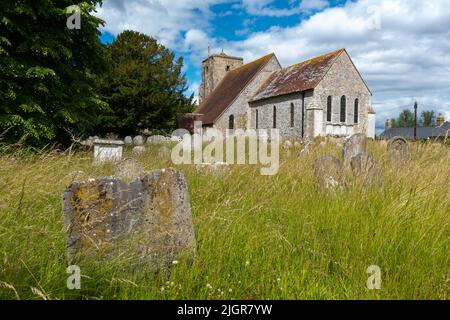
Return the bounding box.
[221,0,450,128]
[96,0,450,129]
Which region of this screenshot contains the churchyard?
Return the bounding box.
[0,136,448,300]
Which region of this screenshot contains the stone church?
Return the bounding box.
[181,49,376,139]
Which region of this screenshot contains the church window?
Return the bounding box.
[273,106,277,128]
[229,115,234,130]
[255,110,259,129]
[226,65,230,72]
[340,96,346,123]
[290,103,295,127]
[354,99,359,124]
[327,96,332,122]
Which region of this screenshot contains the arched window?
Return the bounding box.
[229,115,234,130]
[226,65,230,72]
[255,109,259,129]
[354,99,359,124]
[290,103,295,127]
[340,96,346,123]
[273,106,277,128]
[327,96,332,122]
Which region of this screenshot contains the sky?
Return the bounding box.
[95,0,450,132]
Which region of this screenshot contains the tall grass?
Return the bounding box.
[0,141,448,300]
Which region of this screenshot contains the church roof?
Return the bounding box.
[251,49,345,102]
[196,53,275,125]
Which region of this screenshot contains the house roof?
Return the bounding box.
[251,49,346,102]
[379,124,450,140]
[195,53,275,125]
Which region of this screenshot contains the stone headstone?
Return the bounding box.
[132,146,146,156]
[313,156,345,190]
[158,146,171,159]
[147,135,170,145]
[195,162,231,177]
[114,159,145,182]
[283,140,293,152]
[343,134,367,165]
[299,140,314,156]
[62,168,196,271]
[124,136,133,145]
[387,137,410,164]
[93,139,124,165]
[133,135,145,146]
[350,152,383,187]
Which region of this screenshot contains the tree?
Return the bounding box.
[420,111,436,127]
[395,109,415,128]
[0,1,108,147]
[97,30,195,136]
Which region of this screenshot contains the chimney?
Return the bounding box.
[437,113,445,127]
[385,119,392,130]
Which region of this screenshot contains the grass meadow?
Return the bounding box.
[0,140,448,300]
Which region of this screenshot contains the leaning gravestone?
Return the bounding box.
[313,156,345,190]
[387,137,410,164]
[343,134,367,166]
[114,159,145,182]
[350,152,383,187]
[62,168,196,271]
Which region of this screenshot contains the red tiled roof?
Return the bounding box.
[196,53,275,125]
[251,49,345,102]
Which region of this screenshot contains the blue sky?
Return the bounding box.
[95,0,450,132]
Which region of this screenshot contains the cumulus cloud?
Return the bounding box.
[96,0,450,130]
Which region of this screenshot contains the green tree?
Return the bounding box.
[395,109,415,128]
[420,111,436,127]
[98,30,195,136]
[0,1,108,147]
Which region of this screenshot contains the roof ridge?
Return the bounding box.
[282,48,344,71]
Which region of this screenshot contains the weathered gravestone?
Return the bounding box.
[124,136,133,146]
[147,135,170,145]
[313,156,345,190]
[133,135,145,146]
[132,146,147,156]
[62,169,196,271]
[195,162,231,177]
[283,140,293,153]
[343,134,367,165]
[158,146,171,159]
[114,159,145,182]
[93,139,124,165]
[350,152,383,187]
[387,136,410,164]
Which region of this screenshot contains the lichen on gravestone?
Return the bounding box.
[62,168,196,272]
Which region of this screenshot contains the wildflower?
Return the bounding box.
[206,283,213,289]
[229,289,233,293]
[161,287,165,292]
[172,260,179,265]
[245,261,250,266]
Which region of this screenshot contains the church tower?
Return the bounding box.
[199,52,243,104]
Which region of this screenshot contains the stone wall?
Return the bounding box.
[214,55,282,133]
[313,51,373,137]
[249,90,314,139]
